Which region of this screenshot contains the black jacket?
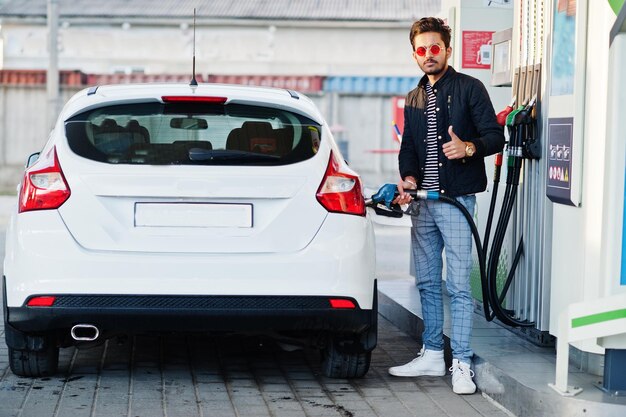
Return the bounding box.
[398,66,505,197]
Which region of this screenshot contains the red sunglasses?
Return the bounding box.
[415,44,442,57]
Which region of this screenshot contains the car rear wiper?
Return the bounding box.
[188,148,280,162]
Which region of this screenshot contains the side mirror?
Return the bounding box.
[26,152,40,168]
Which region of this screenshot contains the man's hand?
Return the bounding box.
[443,126,467,160]
[392,177,417,205]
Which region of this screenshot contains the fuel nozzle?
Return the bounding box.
[367,183,397,208]
[513,95,537,126]
[517,95,541,159]
[506,99,528,127]
[365,183,404,218]
[365,184,442,218]
[496,96,517,126]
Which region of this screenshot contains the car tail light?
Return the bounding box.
[18,147,71,213]
[162,96,227,104]
[27,296,56,307]
[316,152,365,216]
[329,298,356,309]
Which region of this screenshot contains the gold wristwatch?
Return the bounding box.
[465,142,475,157]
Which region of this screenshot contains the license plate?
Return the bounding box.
[135,203,252,228]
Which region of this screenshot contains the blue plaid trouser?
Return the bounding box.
[410,195,476,363]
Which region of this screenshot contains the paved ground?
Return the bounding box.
[0,195,512,417]
[0,318,511,417]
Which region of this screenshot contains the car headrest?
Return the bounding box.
[126,120,140,130]
[241,121,274,137]
[99,118,120,131]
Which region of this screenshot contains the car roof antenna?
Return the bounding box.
[189,8,198,87]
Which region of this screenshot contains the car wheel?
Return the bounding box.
[320,337,372,379]
[9,345,59,377]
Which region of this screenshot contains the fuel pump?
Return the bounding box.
[485,96,537,327]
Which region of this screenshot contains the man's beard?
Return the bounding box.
[420,60,446,76]
[424,66,445,75]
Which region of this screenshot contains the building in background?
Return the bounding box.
[0,0,443,186]
[0,0,439,76]
[0,0,511,189]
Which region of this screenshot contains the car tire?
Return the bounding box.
[320,337,372,378]
[9,346,59,377]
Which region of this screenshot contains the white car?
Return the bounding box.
[3,83,377,378]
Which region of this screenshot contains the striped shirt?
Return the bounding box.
[421,83,439,190]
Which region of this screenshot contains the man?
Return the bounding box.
[388,17,504,395]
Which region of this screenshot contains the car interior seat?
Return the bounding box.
[243,121,276,154]
[125,120,150,144]
[93,119,128,153]
[274,125,295,155]
[225,127,244,151]
[226,121,277,154]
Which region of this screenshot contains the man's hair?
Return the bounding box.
[409,17,452,50]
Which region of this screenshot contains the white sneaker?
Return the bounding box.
[450,359,476,394]
[388,348,446,377]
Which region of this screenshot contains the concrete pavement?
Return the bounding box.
[0,317,512,417]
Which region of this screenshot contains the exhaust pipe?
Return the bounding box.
[71,324,100,341]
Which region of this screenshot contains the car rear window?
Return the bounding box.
[65,102,322,165]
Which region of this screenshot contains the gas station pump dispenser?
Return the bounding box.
[512,0,626,394]
[474,0,626,393]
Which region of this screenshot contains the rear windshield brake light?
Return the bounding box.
[162,96,227,104]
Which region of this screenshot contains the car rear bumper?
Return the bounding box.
[6,294,374,334]
[4,211,376,308]
[4,277,378,352]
